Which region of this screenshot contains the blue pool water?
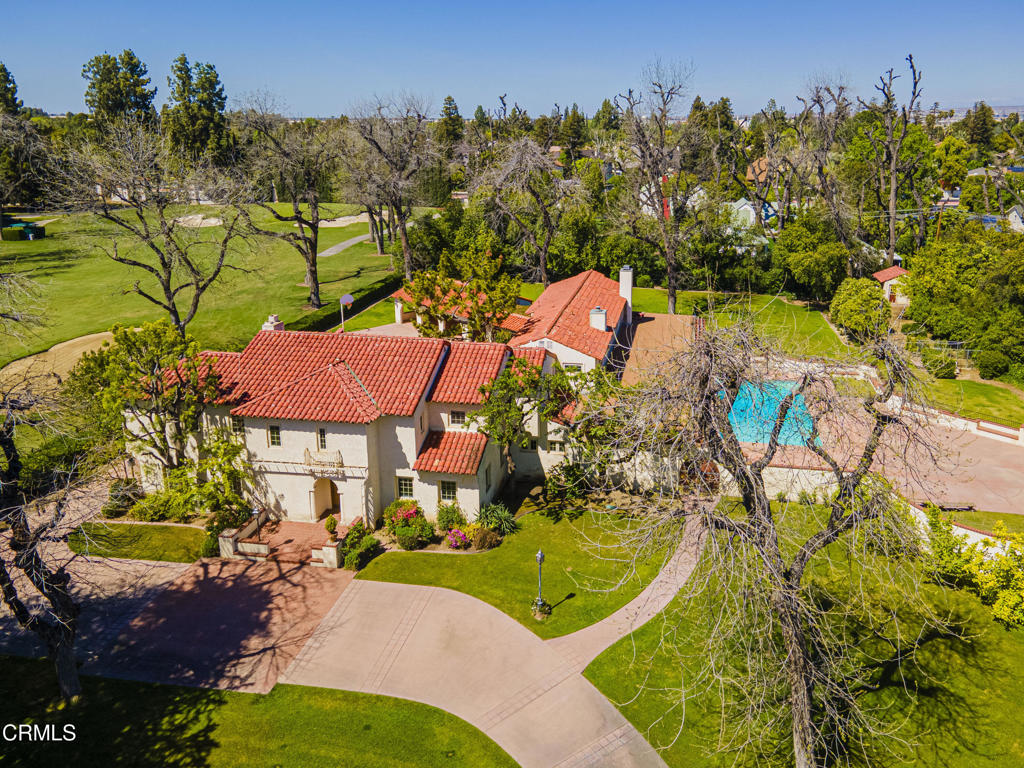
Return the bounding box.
[727,381,815,445]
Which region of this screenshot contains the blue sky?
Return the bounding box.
[4,0,1022,117]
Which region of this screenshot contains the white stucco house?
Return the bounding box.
[134,321,565,526]
[872,265,910,306]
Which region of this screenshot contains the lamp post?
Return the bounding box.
[339,294,354,332]
[252,507,262,543]
[532,549,548,615]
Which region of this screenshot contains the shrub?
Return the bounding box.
[395,525,421,550]
[446,527,470,549]
[101,479,143,519]
[437,502,466,533]
[344,535,382,570]
[324,515,338,539]
[414,517,435,543]
[921,347,956,379]
[829,278,888,341]
[473,527,502,550]
[200,534,220,558]
[343,550,361,570]
[478,502,518,535]
[341,519,369,549]
[974,349,1010,380]
[383,499,422,534]
[129,491,186,522]
[0,227,25,241]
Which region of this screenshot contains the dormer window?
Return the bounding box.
[450,410,466,426]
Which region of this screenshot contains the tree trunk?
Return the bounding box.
[306,257,322,308]
[665,253,678,315]
[774,590,816,768]
[51,634,82,702]
[887,156,898,265]
[396,207,413,281]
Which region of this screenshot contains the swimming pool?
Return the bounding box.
[727,381,815,445]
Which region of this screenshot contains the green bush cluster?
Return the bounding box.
[436,502,466,533]
[1,227,25,241]
[344,533,382,570]
[477,502,518,535]
[921,347,956,379]
[974,349,1010,380]
[472,527,502,550]
[383,500,434,549]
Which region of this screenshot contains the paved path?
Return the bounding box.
[318,232,372,259]
[547,523,704,672]
[282,535,703,767]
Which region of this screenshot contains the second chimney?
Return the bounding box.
[619,265,634,314]
[589,306,607,331]
[262,313,285,331]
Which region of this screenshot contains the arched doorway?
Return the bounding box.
[312,477,340,520]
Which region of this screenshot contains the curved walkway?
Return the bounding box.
[318,232,372,259]
[281,527,703,768]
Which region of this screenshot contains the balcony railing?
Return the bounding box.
[303,448,344,469]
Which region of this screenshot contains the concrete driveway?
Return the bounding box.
[93,558,353,693]
[282,580,668,768]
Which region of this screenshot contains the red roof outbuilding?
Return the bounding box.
[872,265,909,284]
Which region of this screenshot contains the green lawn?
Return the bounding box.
[358,511,664,639]
[0,655,517,768]
[338,298,397,332]
[67,522,206,563]
[0,210,396,366]
[521,283,847,357]
[927,378,1024,427]
[584,507,1024,767]
[944,509,1024,535]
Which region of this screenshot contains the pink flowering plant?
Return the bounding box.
[383,499,424,535]
[446,527,470,549]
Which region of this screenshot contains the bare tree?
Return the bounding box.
[52,119,244,334]
[349,95,435,281]
[568,315,962,767]
[336,130,391,261]
[475,137,582,285]
[616,62,705,314]
[235,98,345,308]
[857,55,923,264]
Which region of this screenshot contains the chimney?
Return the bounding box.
[261,313,285,331]
[619,265,633,314]
[589,306,607,331]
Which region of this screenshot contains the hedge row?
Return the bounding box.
[284,274,402,333]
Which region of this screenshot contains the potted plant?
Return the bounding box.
[324,515,338,542]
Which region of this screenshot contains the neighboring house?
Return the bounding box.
[872,265,910,306]
[134,324,561,525]
[508,267,634,373]
[1008,205,1024,234]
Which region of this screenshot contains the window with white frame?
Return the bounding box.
[268,425,281,447]
[440,480,457,502]
[548,440,564,453]
[231,415,245,436]
[397,476,414,499]
[450,410,466,426]
[317,427,327,450]
[563,363,582,372]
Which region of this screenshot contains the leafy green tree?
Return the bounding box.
[435,95,464,158]
[829,277,889,341]
[787,241,849,303]
[81,49,157,124]
[474,356,573,473]
[473,104,488,130]
[559,103,589,168]
[403,232,521,342]
[0,62,22,114]
[0,111,43,222]
[591,98,619,131]
[93,321,220,472]
[934,135,970,190]
[160,53,231,163]
[964,101,996,155]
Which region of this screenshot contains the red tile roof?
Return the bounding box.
[200,331,447,422]
[429,342,508,404]
[511,347,549,368]
[872,265,909,283]
[509,270,628,360]
[413,430,488,475]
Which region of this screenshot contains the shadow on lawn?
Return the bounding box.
[0,655,225,768]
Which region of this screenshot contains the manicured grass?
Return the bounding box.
[0,655,517,768]
[0,211,397,366]
[358,511,664,639]
[927,378,1024,427]
[522,282,847,357]
[944,509,1024,535]
[67,522,207,563]
[584,506,1024,767]
[338,298,397,332]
